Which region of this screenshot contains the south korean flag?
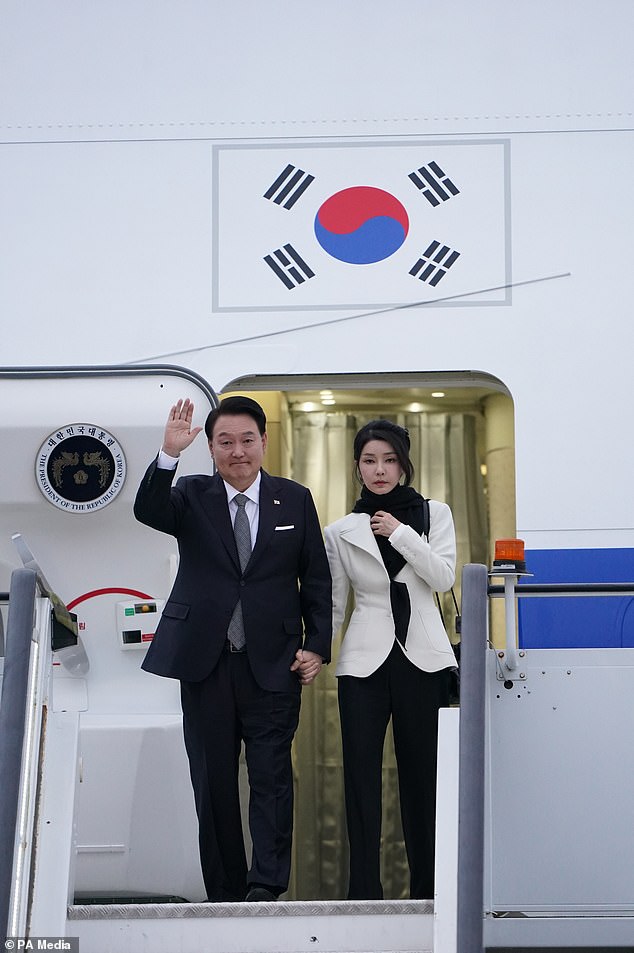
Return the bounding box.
[212,139,510,313]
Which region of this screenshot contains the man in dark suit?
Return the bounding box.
[134,395,332,903]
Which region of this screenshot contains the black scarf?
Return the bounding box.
[352,484,426,647]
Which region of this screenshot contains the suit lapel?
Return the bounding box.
[248,470,278,572]
[201,473,241,570]
[339,514,385,569]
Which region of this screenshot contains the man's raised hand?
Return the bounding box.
[162,399,203,457]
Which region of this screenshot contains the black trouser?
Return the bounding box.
[338,642,449,900]
[180,650,300,901]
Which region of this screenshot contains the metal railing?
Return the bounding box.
[456,566,634,953]
[0,594,7,656]
[456,563,488,953]
[0,569,50,942]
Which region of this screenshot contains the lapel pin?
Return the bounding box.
[273,499,281,505]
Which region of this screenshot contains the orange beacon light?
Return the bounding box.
[492,538,526,573]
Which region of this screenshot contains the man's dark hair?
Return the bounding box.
[205,395,267,440]
[353,419,415,486]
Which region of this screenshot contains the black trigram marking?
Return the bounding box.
[408,161,460,207]
[409,241,460,287]
[264,244,315,289]
[263,164,315,209]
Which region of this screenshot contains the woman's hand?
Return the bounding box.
[370,510,401,537]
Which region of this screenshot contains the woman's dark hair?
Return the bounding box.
[353,419,415,486]
[204,395,267,440]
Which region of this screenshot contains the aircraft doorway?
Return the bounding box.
[222,371,515,901]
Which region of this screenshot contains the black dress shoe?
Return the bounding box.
[245,886,278,902]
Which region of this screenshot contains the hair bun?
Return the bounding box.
[362,419,410,448]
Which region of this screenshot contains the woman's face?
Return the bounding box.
[357,439,404,494]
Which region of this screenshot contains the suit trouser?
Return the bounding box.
[180,650,301,901]
[338,642,450,900]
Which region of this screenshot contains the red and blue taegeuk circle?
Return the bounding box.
[314,186,409,264]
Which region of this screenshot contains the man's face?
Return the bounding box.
[209,413,267,491]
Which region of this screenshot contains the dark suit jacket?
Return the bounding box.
[134,460,332,692]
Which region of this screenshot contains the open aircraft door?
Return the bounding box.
[0,364,219,907]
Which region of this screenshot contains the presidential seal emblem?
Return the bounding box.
[36,424,126,512]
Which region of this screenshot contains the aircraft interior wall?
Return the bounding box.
[221,376,513,899]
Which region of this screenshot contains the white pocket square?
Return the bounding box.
[275,525,295,531]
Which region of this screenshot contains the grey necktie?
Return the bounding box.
[227,493,251,650]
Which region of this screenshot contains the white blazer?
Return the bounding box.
[324,500,457,677]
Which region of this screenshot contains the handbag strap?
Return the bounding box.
[424,496,461,635]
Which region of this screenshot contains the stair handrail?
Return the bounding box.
[0,568,51,942]
[456,563,488,953]
[455,571,634,953]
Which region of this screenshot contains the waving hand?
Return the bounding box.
[162,399,203,457]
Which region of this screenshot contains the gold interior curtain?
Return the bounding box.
[287,408,486,900]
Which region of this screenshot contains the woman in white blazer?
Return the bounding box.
[324,419,457,901]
